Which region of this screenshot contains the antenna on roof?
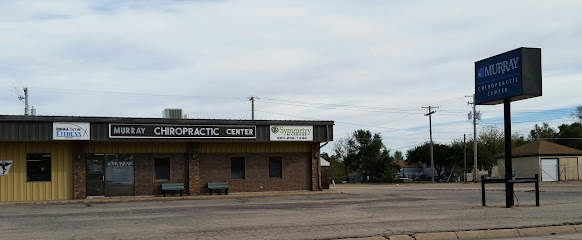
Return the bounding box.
[16,87,30,115]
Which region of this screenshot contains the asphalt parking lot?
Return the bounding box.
[1,182,581,239]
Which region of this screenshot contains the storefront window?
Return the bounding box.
[155,158,170,181]
[231,157,245,179]
[105,154,134,185]
[269,157,282,178]
[26,153,51,182]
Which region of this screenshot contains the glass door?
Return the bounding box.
[86,156,104,196]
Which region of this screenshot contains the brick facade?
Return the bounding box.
[199,152,311,193]
[72,142,86,199]
[188,143,201,195]
[71,143,319,198]
[134,153,189,196]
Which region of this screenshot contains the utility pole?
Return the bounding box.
[467,94,478,183]
[463,134,467,182]
[248,96,256,120]
[24,87,29,115]
[18,87,30,116]
[422,105,438,182]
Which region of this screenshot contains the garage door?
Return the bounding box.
[541,159,558,182]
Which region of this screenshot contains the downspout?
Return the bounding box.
[316,142,329,190]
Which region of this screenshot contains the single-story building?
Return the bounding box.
[497,140,582,182]
[395,160,426,180]
[0,114,334,201]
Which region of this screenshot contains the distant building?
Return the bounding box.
[395,160,426,180]
[497,140,582,182]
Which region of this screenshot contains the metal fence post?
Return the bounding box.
[534,174,540,207]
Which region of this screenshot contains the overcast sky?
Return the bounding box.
[2,0,581,155]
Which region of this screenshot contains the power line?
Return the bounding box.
[27,88,245,101]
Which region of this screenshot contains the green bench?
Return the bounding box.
[161,183,185,197]
[208,181,229,195]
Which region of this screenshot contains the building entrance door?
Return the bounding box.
[86,157,104,196]
[86,154,135,197]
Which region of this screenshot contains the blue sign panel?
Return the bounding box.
[475,48,522,105]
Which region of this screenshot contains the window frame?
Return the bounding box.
[154,157,171,182]
[268,156,283,178]
[26,153,52,182]
[230,157,246,180]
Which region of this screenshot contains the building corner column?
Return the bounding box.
[72,142,86,199]
[311,143,322,191]
[188,143,201,195]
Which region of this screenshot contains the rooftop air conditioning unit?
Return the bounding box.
[163,108,183,119]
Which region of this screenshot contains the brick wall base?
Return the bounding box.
[134,153,189,196]
[199,152,311,193]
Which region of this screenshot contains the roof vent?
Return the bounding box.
[162,108,183,119]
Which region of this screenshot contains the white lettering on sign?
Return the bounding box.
[113,127,146,135]
[226,128,254,136]
[109,124,256,139]
[153,127,220,136]
[482,57,520,78]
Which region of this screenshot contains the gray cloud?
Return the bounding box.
[1,0,581,153]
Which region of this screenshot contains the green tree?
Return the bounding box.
[394,150,404,160]
[321,152,346,181]
[556,122,582,150]
[528,122,557,141]
[574,106,582,122]
[406,142,454,178]
[478,126,505,168]
[512,132,529,148]
[334,130,398,182]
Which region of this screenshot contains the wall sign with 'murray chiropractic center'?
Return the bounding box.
[109,124,256,139]
[475,47,541,105]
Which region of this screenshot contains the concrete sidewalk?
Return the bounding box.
[343,224,582,240]
[383,224,582,240]
[0,189,338,206]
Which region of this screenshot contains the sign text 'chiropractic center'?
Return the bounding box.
[109,124,256,139]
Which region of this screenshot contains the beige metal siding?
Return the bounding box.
[85,142,188,153]
[199,142,311,153]
[0,142,73,201]
[497,157,540,178]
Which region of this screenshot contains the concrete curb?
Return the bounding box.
[388,235,414,240]
[383,224,582,240]
[343,237,387,240]
[414,232,457,240]
[455,229,519,239]
[517,225,577,236]
[0,190,339,206]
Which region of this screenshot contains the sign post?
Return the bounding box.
[475,47,541,208]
